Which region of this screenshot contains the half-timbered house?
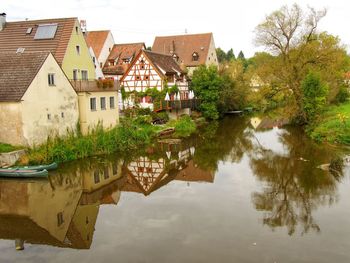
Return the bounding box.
[120,49,190,110]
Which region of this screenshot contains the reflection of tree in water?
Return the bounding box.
[194,117,253,171]
[250,127,342,235]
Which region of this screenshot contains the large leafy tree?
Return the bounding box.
[254,4,349,122]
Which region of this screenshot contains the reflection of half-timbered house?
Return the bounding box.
[124,156,168,195]
[120,50,190,110]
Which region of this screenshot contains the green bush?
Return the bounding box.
[334,85,349,104]
[302,71,328,123]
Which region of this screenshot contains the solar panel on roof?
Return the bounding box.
[34,24,58,40]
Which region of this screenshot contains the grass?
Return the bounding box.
[308,101,350,145]
[167,115,196,138]
[25,115,197,164]
[0,143,21,153]
[26,117,161,164]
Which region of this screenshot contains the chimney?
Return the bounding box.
[0,13,6,31]
[80,20,87,34]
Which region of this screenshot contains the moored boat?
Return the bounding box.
[9,162,58,171]
[0,169,48,178]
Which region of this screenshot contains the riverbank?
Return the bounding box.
[307,101,350,145]
[23,115,199,164]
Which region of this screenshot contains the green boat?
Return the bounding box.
[0,169,48,178]
[10,162,58,171]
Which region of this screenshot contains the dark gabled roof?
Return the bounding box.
[143,50,184,75]
[0,17,76,65]
[0,51,50,102]
[152,33,213,67]
[85,30,110,58]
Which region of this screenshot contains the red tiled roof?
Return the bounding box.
[0,17,77,65]
[0,51,50,102]
[152,33,213,67]
[85,30,110,58]
[103,42,145,75]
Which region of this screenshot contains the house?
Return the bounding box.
[152,33,218,75]
[0,14,96,81]
[0,51,79,146]
[70,79,120,135]
[84,29,115,79]
[103,42,146,80]
[120,49,190,112]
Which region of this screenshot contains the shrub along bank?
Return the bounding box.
[307,101,350,145]
[26,114,198,164]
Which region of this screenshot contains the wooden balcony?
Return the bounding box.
[70,79,120,92]
[153,99,200,112]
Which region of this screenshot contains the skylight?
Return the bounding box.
[34,23,58,40]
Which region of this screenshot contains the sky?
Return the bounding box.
[2,0,350,57]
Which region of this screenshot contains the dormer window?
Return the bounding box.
[172,53,179,62]
[192,52,199,61]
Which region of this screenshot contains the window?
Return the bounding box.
[100,62,103,68]
[90,98,96,111]
[92,57,95,63]
[112,163,118,176]
[192,52,199,61]
[94,170,100,184]
[57,212,64,226]
[104,167,109,179]
[76,45,80,55]
[73,69,78,81]
[26,27,32,34]
[81,70,88,80]
[100,97,106,110]
[47,114,51,120]
[34,24,58,39]
[75,26,78,34]
[61,112,64,118]
[110,96,115,109]
[48,73,55,86]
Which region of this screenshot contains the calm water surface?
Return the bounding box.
[0,117,349,263]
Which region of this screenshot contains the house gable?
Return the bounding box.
[121,50,164,92]
[20,53,79,146]
[61,19,96,80]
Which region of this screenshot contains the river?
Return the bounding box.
[0,116,349,263]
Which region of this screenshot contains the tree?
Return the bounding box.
[237,50,245,60]
[301,72,328,123]
[216,47,227,63]
[191,65,223,120]
[254,4,348,122]
[226,48,236,61]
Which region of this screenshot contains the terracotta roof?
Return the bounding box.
[0,17,76,65]
[152,33,213,67]
[143,50,184,75]
[85,30,110,58]
[0,51,50,102]
[175,160,215,183]
[103,42,145,75]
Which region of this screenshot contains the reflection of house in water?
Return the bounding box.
[122,143,215,196]
[250,117,289,130]
[0,174,82,249]
[0,160,124,250]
